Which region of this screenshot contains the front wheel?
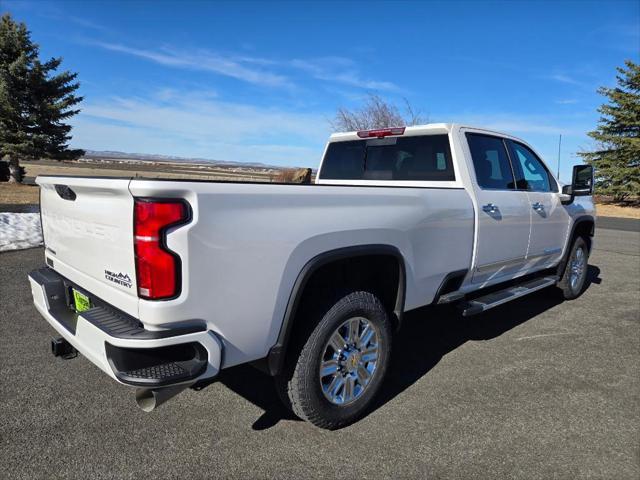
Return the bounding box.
[556,236,589,300]
[277,291,392,429]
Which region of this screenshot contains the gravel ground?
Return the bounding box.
[0,226,638,479]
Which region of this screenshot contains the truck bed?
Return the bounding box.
[38,175,474,367]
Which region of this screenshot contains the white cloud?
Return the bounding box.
[6,2,114,34]
[546,73,582,86]
[89,40,398,92]
[92,42,293,88]
[555,99,578,105]
[154,87,218,102]
[70,90,330,167]
[291,57,399,91]
[65,15,112,33]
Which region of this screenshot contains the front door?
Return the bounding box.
[465,133,531,284]
[506,140,571,268]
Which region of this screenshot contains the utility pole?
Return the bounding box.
[557,134,562,180]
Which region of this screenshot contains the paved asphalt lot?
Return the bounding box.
[1,225,638,479]
[597,216,640,232]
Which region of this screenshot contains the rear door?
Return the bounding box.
[465,133,531,284]
[37,176,139,316]
[506,140,571,267]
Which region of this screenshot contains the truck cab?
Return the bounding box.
[318,124,594,293]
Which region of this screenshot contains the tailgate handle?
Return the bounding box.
[55,184,77,201]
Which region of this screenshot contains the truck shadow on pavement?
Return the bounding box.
[218,265,601,430]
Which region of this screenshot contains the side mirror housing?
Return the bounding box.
[571,164,594,196]
[560,165,593,204]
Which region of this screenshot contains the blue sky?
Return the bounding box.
[4,0,639,181]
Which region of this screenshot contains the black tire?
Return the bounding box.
[276,291,392,429]
[556,236,589,300]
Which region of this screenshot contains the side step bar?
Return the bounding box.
[460,276,558,317]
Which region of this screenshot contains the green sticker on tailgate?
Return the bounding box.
[72,289,91,312]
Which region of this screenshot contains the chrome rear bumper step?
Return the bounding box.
[460,275,558,317]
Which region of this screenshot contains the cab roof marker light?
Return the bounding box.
[356,127,406,138]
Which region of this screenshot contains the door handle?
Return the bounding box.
[482,203,498,213]
[532,202,544,211]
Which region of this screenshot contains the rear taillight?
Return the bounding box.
[134,199,189,300]
[356,127,405,138]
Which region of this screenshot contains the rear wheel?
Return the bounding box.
[557,236,589,300]
[276,291,392,429]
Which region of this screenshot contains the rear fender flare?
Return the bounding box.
[266,244,406,376]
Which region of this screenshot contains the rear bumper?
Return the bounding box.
[28,267,222,388]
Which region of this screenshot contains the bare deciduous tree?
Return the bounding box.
[330,94,426,132]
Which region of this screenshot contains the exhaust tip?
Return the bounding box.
[135,383,194,412]
[135,388,158,412]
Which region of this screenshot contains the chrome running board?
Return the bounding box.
[460,276,558,317]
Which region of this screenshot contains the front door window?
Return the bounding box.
[507,141,556,192]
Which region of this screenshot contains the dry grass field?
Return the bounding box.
[0,183,40,205]
[596,203,640,219]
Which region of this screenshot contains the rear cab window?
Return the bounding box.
[319,134,455,182]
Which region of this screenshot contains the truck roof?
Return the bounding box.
[328,123,525,143]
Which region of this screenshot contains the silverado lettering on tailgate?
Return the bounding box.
[42,212,118,242]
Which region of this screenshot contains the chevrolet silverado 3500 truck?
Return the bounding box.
[29,124,595,429]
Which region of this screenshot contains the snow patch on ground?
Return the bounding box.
[0,213,43,252]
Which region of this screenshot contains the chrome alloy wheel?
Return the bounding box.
[319,317,380,406]
[569,246,586,291]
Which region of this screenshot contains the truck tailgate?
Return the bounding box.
[37,176,139,317]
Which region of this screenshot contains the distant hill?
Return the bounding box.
[82,150,284,170]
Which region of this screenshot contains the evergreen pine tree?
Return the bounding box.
[0,13,84,183]
[579,60,640,202]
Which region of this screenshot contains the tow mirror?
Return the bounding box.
[560,165,593,204]
[571,164,594,196]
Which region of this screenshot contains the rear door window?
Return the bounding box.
[466,133,516,190]
[319,134,455,181]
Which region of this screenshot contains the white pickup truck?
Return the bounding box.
[29,124,595,429]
